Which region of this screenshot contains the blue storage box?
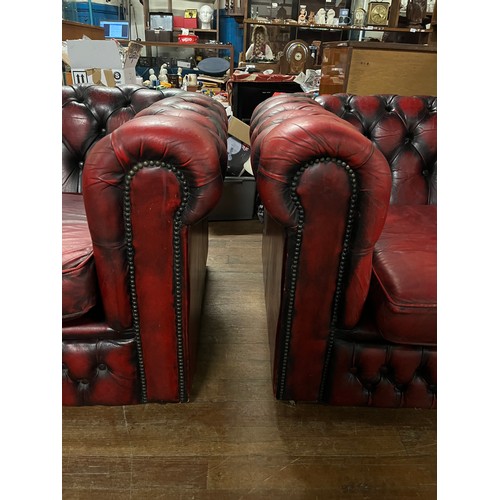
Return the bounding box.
[76,2,120,26]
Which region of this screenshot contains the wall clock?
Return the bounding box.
[367,2,390,25]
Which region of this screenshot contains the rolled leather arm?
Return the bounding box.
[82,103,225,331]
[252,95,392,329]
[135,94,228,176]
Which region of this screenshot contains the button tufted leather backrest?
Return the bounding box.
[314,94,437,205]
[62,84,186,193]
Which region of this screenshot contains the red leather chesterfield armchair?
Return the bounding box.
[250,93,436,408]
[62,84,227,405]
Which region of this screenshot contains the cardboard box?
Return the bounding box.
[173,16,184,28]
[66,39,142,87]
[228,116,251,146]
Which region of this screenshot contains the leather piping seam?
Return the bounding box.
[276,161,306,400]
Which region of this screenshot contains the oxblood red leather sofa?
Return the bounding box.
[62,84,227,405]
[250,93,436,408]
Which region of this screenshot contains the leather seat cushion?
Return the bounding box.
[368,205,436,345]
[62,193,97,320]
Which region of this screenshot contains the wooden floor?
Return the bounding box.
[62,220,437,499]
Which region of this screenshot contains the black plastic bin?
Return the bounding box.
[208,177,257,221]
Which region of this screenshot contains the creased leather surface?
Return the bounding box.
[62,193,96,320]
[369,205,437,345]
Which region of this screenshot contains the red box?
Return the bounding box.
[173,16,184,28]
[183,18,198,29]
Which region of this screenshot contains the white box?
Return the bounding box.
[66,39,142,87]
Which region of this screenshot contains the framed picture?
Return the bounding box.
[149,12,173,31]
[184,9,198,19]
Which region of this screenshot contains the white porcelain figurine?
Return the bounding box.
[315,8,326,24]
[327,8,336,25]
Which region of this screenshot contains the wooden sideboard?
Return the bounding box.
[62,20,105,40]
[320,41,436,96]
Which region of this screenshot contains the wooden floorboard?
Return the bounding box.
[62,219,437,499]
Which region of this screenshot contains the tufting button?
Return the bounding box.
[101,128,106,134]
[422,170,429,177]
[79,379,89,385]
[79,161,84,169]
[349,366,358,375]
[380,365,388,375]
[98,363,107,371]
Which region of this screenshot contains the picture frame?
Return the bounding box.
[149,12,173,31]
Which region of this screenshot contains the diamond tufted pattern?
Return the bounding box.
[314,94,437,205]
[62,338,139,406]
[62,84,186,192]
[327,338,436,409]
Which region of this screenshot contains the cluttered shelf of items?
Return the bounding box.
[62,0,235,98]
[241,0,437,65]
[121,41,235,75]
[62,37,234,100]
[243,18,432,34]
[231,0,437,113]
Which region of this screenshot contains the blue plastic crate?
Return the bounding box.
[76,2,120,26]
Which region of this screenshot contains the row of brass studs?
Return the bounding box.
[319,160,358,402]
[276,163,306,400]
[123,160,189,403]
[173,162,190,403]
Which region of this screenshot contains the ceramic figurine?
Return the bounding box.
[327,8,336,25]
[298,5,307,23]
[315,7,326,24]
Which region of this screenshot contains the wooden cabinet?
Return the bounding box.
[62,20,104,41]
[319,40,436,95]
